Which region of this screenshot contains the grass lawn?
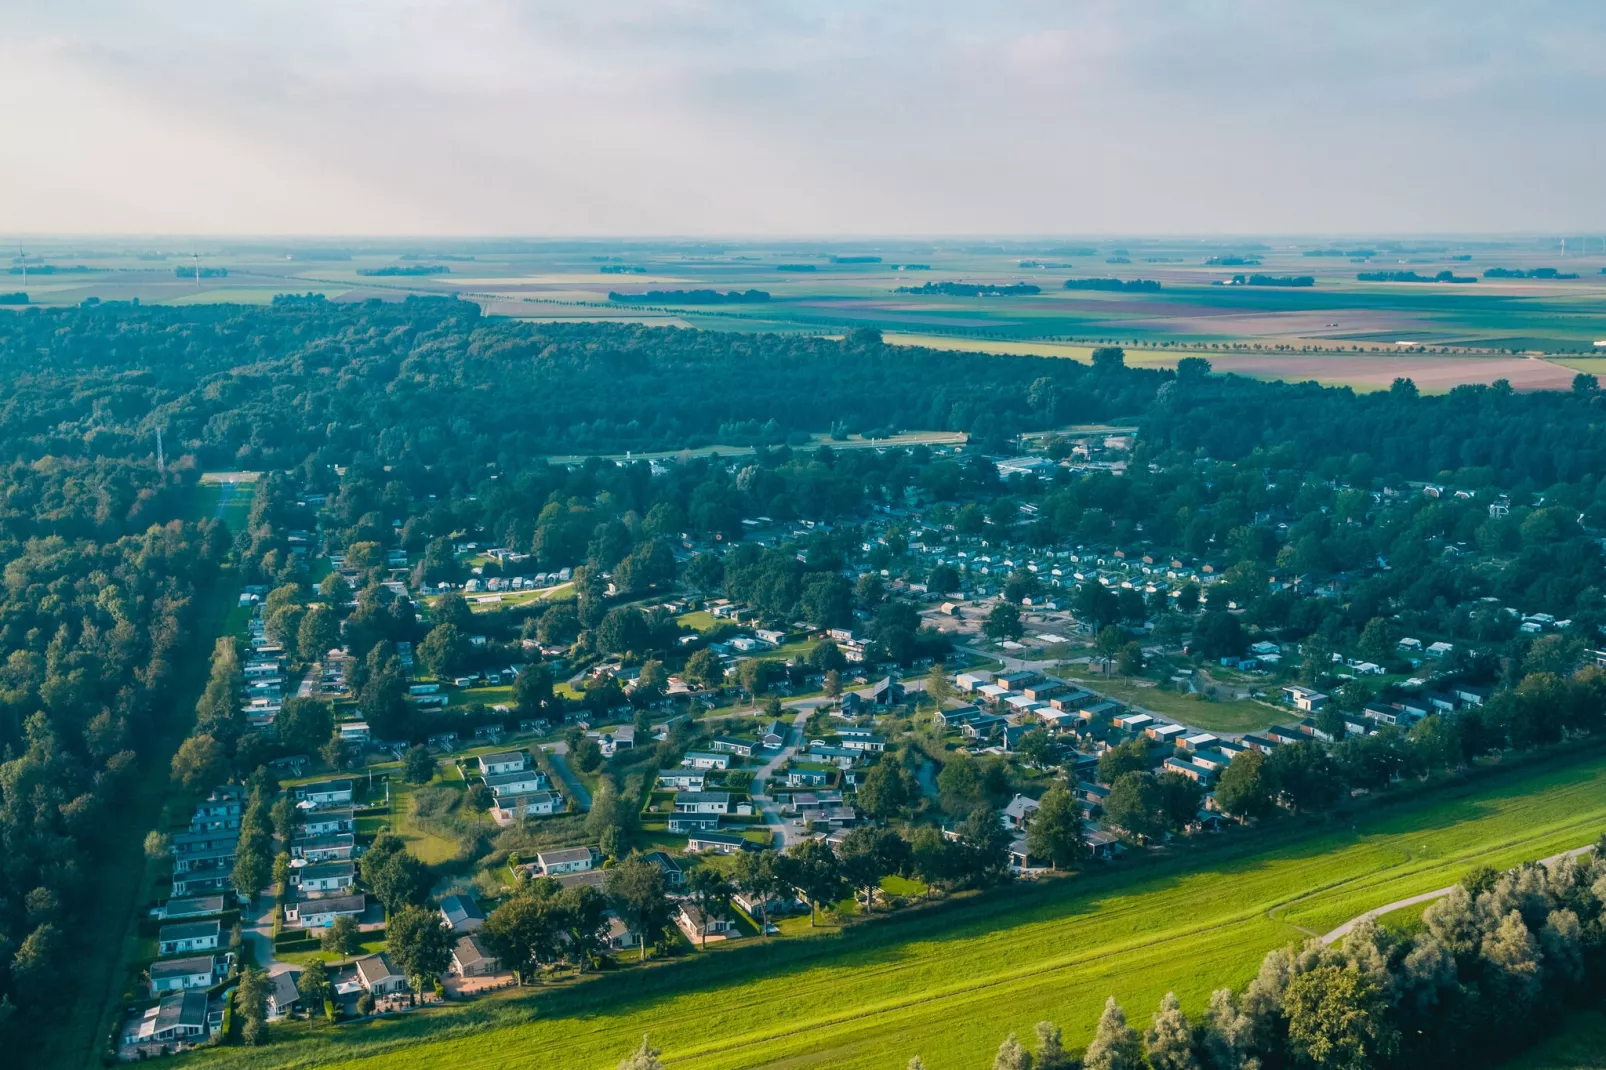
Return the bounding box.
[1500,1011,1606,1069]
[276,936,389,967]
[165,748,1606,1070]
[377,778,470,865]
[676,610,717,632]
[1060,668,1282,734]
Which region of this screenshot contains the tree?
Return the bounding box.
[810,639,847,672]
[856,760,910,819]
[606,854,672,962]
[278,697,335,756]
[1035,1021,1068,1070]
[297,959,332,1005]
[232,842,270,903]
[1158,771,1204,830]
[684,553,724,596]
[1117,642,1145,678]
[618,1034,665,1070]
[733,850,781,937]
[403,744,435,784]
[1145,992,1199,1070]
[1214,749,1273,819]
[321,914,359,955]
[297,606,340,664]
[144,829,171,861]
[361,835,432,914]
[419,621,470,678]
[1026,784,1086,870]
[958,804,1013,886]
[1194,611,1246,659]
[1095,626,1126,673]
[1104,771,1167,841]
[482,891,560,983]
[1085,996,1145,1070]
[937,751,982,814]
[1265,740,1341,812]
[1200,987,1256,1070]
[838,826,910,911]
[823,669,842,698]
[685,648,724,689]
[1076,582,1121,630]
[786,837,844,927]
[386,904,453,998]
[984,602,1025,642]
[272,852,291,893]
[993,1033,1032,1070]
[685,866,735,949]
[237,966,269,1045]
[1017,727,1057,769]
[170,733,226,792]
[1097,738,1149,784]
[513,663,554,714]
[1283,965,1397,1070]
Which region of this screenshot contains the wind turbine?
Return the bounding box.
[193,252,202,291]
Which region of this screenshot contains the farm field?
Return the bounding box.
[172,749,1606,1070]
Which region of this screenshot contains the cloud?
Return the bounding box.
[0,0,1602,235]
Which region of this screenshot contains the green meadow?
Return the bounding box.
[172,748,1606,1070]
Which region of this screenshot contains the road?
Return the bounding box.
[540,744,593,811]
[242,892,283,975]
[1318,842,1598,945]
[747,703,818,848]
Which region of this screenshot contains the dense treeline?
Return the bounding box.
[607,289,771,304]
[895,282,1043,297]
[1357,270,1475,284]
[1064,278,1162,292]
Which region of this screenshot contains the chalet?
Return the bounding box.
[657,771,707,791]
[267,970,302,1020]
[676,902,735,939]
[686,831,754,854]
[954,670,994,692]
[1083,826,1121,861]
[1077,781,1111,808]
[126,990,210,1046]
[1241,733,1280,754]
[159,920,221,956]
[286,893,366,928]
[477,751,528,777]
[159,895,225,920]
[1112,712,1153,731]
[354,953,409,996]
[932,705,985,729]
[149,954,223,993]
[190,786,244,832]
[836,733,887,753]
[439,894,485,933]
[338,721,370,744]
[645,850,686,887]
[786,768,831,788]
[1281,685,1328,713]
[491,791,563,823]
[536,847,596,875]
[761,720,788,749]
[296,861,356,893]
[1265,725,1306,746]
[301,808,355,836]
[668,813,722,833]
[996,670,1039,690]
[960,714,1010,740]
[1002,794,1040,829]
[291,832,356,863]
[711,737,757,758]
[1453,683,1492,707]
[1164,756,1217,784]
[1188,750,1234,774]
[170,872,233,897]
[1425,641,1454,658]
[681,750,731,771]
[1183,733,1219,751]
[1083,700,1123,721]
[606,913,640,951]
[450,934,500,977]
[1146,723,1187,745]
[293,779,354,809]
[1363,702,1422,728]
[674,791,731,815]
[485,769,549,797]
[1022,680,1068,702]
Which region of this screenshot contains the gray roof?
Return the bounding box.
[674,791,731,804]
[299,861,356,880]
[269,970,302,1010]
[355,952,403,987]
[154,989,209,1030]
[163,895,226,919]
[296,893,365,916]
[478,750,526,767]
[537,847,593,866]
[452,934,493,970]
[439,894,485,929]
[159,920,221,944]
[149,955,217,980]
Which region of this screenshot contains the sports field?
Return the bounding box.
[172,749,1606,1070]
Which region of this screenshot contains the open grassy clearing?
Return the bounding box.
[169,749,1606,1070]
[1059,668,1280,734]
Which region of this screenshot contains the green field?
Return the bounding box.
[1059,668,1282,734]
[1502,1011,1606,1069]
[169,748,1606,1070]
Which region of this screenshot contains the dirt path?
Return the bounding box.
[1319,843,1597,945]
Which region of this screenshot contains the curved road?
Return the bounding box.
[1319,843,1597,945]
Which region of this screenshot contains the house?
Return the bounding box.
[291,832,356,862]
[301,808,355,836]
[1425,641,1454,658]
[450,934,500,977]
[439,894,485,933]
[786,768,831,788]
[491,791,563,823]
[1077,781,1111,808]
[657,771,707,791]
[1241,733,1280,754]
[1002,794,1040,829]
[676,902,736,939]
[159,895,226,920]
[996,670,1039,690]
[297,861,357,893]
[1182,733,1219,752]
[836,733,887,753]
[668,813,722,833]
[477,751,528,777]
[1111,712,1153,732]
[354,953,409,996]
[535,847,596,875]
[267,969,302,1020]
[1362,702,1423,728]
[158,920,221,956]
[170,872,233,897]
[761,720,787,749]
[1164,756,1217,784]
[1282,685,1328,713]
[645,850,686,887]
[485,769,549,797]
[674,790,731,815]
[190,786,244,832]
[149,954,223,993]
[338,721,370,744]
[293,779,354,808]
[286,893,366,928]
[1453,683,1492,707]
[127,989,210,1045]
[1084,700,1123,721]
[959,714,1010,739]
[711,737,756,758]
[932,704,985,729]
[1146,723,1187,745]
[1083,826,1121,861]
[954,670,994,692]
[686,831,754,854]
[681,750,731,771]
[1266,725,1306,746]
[605,913,640,951]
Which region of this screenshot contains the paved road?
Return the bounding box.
[540,744,593,811]
[748,704,819,848]
[242,891,285,975]
[1318,843,1598,946]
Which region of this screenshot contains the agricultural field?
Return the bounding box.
[171,749,1606,1070]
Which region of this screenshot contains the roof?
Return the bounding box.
[269,970,302,1009]
[439,895,485,928]
[477,750,526,767]
[687,831,752,848]
[299,861,356,880]
[163,895,226,918]
[452,933,494,970]
[149,955,217,980]
[537,846,594,866]
[154,989,210,1031]
[159,920,221,944]
[355,952,403,987]
[674,791,731,804]
[298,778,354,794]
[1003,794,1041,820]
[296,893,366,916]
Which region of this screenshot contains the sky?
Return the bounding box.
[2,1,1603,237]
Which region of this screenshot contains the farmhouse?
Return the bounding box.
[158,920,221,956]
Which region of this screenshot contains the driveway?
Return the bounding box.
[540,744,592,811]
[240,892,284,975]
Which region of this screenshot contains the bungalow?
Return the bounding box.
[1453,683,1492,707]
[286,893,366,928]
[171,842,238,875]
[932,705,985,729]
[1425,641,1454,658]
[159,895,226,920]
[681,750,731,771]
[301,808,355,836]
[1084,700,1123,721]
[536,847,596,876]
[159,920,221,956]
[1265,725,1306,746]
[190,786,244,832]
[657,771,707,791]
[954,670,994,692]
[1112,712,1153,732]
[676,902,735,939]
[1051,688,1099,711]
[976,683,1012,703]
[450,934,500,977]
[675,790,732,815]
[1363,702,1422,728]
[837,734,887,753]
[605,913,640,951]
[1281,685,1328,713]
[127,989,210,1045]
[1146,723,1187,745]
[808,743,862,765]
[337,721,370,744]
[293,779,354,808]
[291,832,355,863]
[1189,750,1234,773]
[1164,756,1217,784]
[645,850,686,887]
[711,737,757,759]
[354,953,409,996]
[1182,733,1219,752]
[786,768,831,788]
[1078,781,1111,808]
[996,670,1039,690]
[1002,794,1040,829]
[959,714,1010,740]
[296,862,357,893]
[170,872,233,897]
[267,970,302,1021]
[1083,826,1121,861]
[477,751,528,777]
[760,720,787,749]
[686,831,754,854]
[1241,733,1280,754]
[485,769,549,797]
[150,954,223,993]
[439,894,485,933]
[491,791,563,823]
[1022,680,1068,702]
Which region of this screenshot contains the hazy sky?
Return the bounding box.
[3,1,1603,237]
